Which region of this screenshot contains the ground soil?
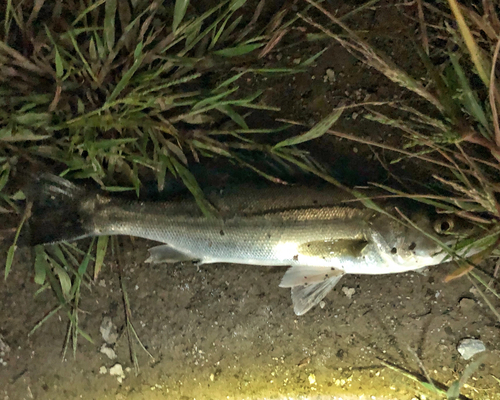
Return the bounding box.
[1,243,499,400]
[1,1,500,399]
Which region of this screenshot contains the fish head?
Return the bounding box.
[372,209,477,269]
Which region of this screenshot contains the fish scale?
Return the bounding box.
[94,201,372,265]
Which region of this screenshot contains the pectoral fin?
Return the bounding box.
[279,265,345,315]
[146,245,194,264]
[290,276,343,315]
[279,265,344,287]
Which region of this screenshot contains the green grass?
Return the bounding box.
[0,0,312,202]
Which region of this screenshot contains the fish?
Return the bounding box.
[27,174,476,315]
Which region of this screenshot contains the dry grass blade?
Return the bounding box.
[416,0,429,55]
[447,0,490,86]
[468,274,500,322]
[459,3,496,40]
[489,38,500,147]
[469,269,500,300]
[0,41,45,74]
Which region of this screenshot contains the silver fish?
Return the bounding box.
[29,174,475,315]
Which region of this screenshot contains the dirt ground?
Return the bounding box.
[1,1,500,399]
[1,242,499,400]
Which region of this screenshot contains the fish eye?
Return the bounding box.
[434,218,454,234]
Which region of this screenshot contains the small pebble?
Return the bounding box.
[342,286,356,299]
[109,363,125,383]
[457,338,486,360]
[459,297,476,312]
[100,317,119,345]
[325,68,335,82]
[100,344,117,360]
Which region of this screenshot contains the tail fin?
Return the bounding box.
[27,174,94,245]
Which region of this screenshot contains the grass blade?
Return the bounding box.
[5,202,32,279]
[215,104,248,129]
[106,42,144,103]
[213,43,263,57]
[449,52,490,136]
[170,157,217,218]
[94,235,108,280]
[446,0,490,86]
[34,246,48,285]
[28,305,64,337]
[104,0,117,52]
[55,48,64,78]
[173,0,190,32]
[51,261,72,300]
[274,105,344,149]
[447,354,487,399]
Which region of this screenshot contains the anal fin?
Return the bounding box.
[146,244,194,264]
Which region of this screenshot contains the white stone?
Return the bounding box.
[325,68,335,82]
[342,286,356,299]
[457,338,486,360]
[100,317,119,344]
[109,363,125,382]
[100,344,117,360]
